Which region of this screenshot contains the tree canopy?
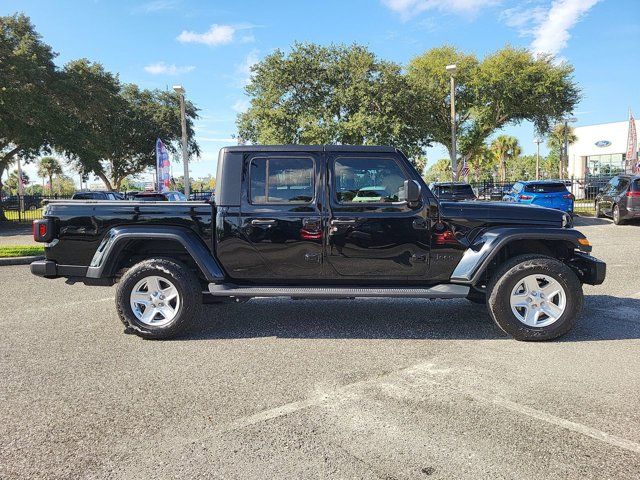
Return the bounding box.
[0,13,201,197]
[407,45,580,172]
[237,43,426,159]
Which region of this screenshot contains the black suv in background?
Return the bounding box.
[428,182,477,201]
[72,191,124,200]
[595,174,640,224]
[1,195,42,210]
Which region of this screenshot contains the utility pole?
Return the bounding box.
[173,85,190,196]
[446,64,458,182]
[16,156,25,211]
[534,136,542,180]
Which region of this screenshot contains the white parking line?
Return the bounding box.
[184,360,640,455]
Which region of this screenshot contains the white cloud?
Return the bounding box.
[529,0,601,55]
[381,0,499,20]
[144,62,195,75]
[177,23,254,46]
[236,50,259,86]
[232,99,250,113]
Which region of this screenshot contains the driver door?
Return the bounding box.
[324,153,431,280]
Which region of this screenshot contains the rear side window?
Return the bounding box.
[250,157,314,204]
[633,179,640,191]
[333,157,408,203]
[524,183,567,193]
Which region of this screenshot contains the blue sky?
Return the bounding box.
[3,0,639,184]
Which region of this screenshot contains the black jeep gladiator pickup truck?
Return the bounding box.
[31,145,605,341]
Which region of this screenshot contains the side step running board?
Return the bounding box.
[207,283,470,299]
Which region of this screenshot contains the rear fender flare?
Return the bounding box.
[450,227,590,286]
[86,226,225,282]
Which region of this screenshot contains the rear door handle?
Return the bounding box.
[330,219,357,226]
[251,219,276,226]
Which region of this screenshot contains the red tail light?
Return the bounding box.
[519,194,533,200]
[563,193,574,200]
[626,191,640,197]
[33,219,54,243]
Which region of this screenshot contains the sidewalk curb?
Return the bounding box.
[0,255,43,266]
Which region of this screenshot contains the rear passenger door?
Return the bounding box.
[238,152,324,280]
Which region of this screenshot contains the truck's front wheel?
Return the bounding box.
[115,258,202,339]
[487,255,583,341]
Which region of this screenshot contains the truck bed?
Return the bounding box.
[42,200,214,266]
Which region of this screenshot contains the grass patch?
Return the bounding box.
[0,245,44,258]
[3,208,44,221]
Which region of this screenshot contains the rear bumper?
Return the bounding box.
[30,260,88,278]
[568,252,606,285]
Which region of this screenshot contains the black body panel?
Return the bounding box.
[31,144,605,293]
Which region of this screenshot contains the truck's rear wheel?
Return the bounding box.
[116,258,202,339]
[487,255,583,341]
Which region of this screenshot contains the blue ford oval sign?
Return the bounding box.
[595,140,611,147]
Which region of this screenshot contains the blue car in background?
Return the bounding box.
[502,181,574,213]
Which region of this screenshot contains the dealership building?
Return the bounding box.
[567,119,639,180]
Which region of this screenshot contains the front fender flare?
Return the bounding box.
[450,227,590,285]
[86,226,225,282]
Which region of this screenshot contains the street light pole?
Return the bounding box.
[446,64,458,182]
[173,85,189,197]
[534,136,542,180]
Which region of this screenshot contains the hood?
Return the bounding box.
[439,201,568,228]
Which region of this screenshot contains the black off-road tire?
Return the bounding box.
[116,258,202,339]
[613,204,624,225]
[486,254,583,341]
[594,201,603,218]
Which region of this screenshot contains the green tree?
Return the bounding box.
[237,43,426,162]
[546,123,577,178]
[491,135,521,182]
[58,60,200,190]
[467,144,497,181]
[423,158,452,183]
[0,14,66,217]
[37,156,63,194]
[6,169,30,194]
[407,46,580,172]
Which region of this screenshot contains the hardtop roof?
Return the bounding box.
[221,145,398,153]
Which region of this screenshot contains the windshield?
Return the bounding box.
[436,185,474,195]
[524,183,567,193]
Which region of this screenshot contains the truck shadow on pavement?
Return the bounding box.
[183,295,640,342]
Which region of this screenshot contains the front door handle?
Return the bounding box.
[330,219,357,226]
[251,219,276,226]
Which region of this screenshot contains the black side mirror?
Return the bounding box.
[402,179,421,203]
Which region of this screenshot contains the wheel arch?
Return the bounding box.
[86,226,225,282]
[450,228,589,289]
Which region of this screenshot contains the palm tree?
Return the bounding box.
[37,157,63,194]
[491,135,521,182]
[547,124,577,179]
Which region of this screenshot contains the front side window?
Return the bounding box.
[333,157,408,204]
[250,157,314,204]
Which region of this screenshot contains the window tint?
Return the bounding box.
[523,183,568,193]
[334,157,408,203]
[250,157,314,204]
[616,179,630,193]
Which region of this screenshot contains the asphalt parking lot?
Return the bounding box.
[1,217,639,479]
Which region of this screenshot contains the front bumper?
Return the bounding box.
[568,252,606,285]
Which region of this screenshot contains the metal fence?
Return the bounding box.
[1,180,602,223]
[0,190,216,223]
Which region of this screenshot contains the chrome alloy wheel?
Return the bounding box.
[129,275,180,326]
[509,274,566,328]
